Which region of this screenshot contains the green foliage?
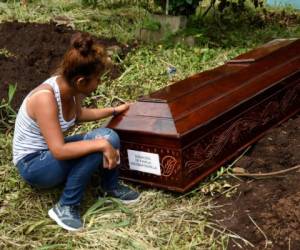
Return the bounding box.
[0,48,14,57]
[0,84,17,132]
[155,0,200,15]
[80,0,155,10]
[0,1,148,43]
[141,17,161,31]
[0,133,13,165]
[153,0,265,16]
[81,0,97,8]
[0,1,300,249]
[217,0,264,12]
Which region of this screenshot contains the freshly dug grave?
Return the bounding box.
[0,21,130,110]
[1,21,300,250]
[212,115,300,250]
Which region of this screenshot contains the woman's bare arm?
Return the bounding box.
[32,92,118,168]
[75,95,129,122]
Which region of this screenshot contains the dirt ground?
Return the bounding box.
[1,22,300,250]
[0,21,129,109]
[212,115,300,250]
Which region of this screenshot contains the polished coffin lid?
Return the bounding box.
[107,39,300,140]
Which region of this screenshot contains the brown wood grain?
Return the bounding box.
[107,39,300,192]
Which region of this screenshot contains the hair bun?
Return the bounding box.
[71,33,94,56]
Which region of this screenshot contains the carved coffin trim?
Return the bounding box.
[109,40,300,192]
[183,82,300,176]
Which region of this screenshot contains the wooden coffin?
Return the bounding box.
[107,39,300,192]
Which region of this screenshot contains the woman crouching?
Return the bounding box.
[12,33,139,231]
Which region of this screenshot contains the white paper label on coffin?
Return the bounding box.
[127,149,161,176]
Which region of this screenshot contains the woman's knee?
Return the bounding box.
[105,129,120,149]
[84,128,120,149]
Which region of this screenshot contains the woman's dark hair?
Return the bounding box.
[56,32,110,86]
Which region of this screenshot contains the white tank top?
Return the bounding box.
[12,76,76,165]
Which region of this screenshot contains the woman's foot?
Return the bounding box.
[48,203,83,231]
[100,183,140,204]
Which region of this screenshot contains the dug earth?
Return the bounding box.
[0,21,299,250]
[213,116,300,250]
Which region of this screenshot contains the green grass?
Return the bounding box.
[0,0,151,43]
[0,1,300,249]
[0,48,15,58]
[95,45,246,103]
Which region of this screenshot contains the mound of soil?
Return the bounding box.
[0,21,129,110]
[213,116,300,250]
[1,21,299,250]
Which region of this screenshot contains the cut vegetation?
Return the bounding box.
[0,1,299,249]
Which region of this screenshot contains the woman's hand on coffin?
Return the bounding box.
[114,103,130,114]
